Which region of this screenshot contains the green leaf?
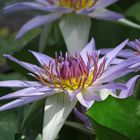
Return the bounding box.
[0,111,18,140]
[39,24,53,52]
[86,96,140,140]
[59,13,91,56]
[90,19,140,50]
[20,101,44,140]
[21,99,45,132]
[126,1,140,22]
[118,18,140,29]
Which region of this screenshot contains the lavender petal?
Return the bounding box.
[74,108,92,128]
[4,2,48,13]
[80,38,96,65]
[88,9,123,20]
[89,83,127,92]
[93,0,118,9]
[29,50,55,66]
[97,56,140,84]
[100,48,135,58]
[119,75,140,98]
[16,12,62,39]
[0,87,58,100]
[0,80,42,88]
[100,39,128,69]
[4,54,45,75]
[0,94,47,111]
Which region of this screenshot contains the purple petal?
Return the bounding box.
[97,56,140,84]
[29,50,55,66]
[130,62,140,70]
[0,94,47,111]
[0,87,57,100]
[117,50,136,58]
[100,39,128,69]
[80,38,96,65]
[0,87,35,100]
[4,2,72,14]
[4,54,45,75]
[79,83,125,103]
[36,0,49,5]
[16,13,62,39]
[111,58,124,64]
[4,2,48,13]
[89,83,127,92]
[119,75,140,98]
[100,48,135,58]
[74,108,92,128]
[93,0,118,9]
[127,39,140,52]
[0,80,42,88]
[88,9,123,20]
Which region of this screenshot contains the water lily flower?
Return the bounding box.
[4,0,123,39]
[0,38,139,139]
[0,38,139,110]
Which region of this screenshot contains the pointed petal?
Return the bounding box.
[88,83,127,92]
[4,2,48,13]
[4,54,44,75]
[29,50,55,66]
[16,13,62,39]
[80,38,96,65]
[130,62,140,70]
[119,75,140,98]
[100,48,135,58]
[0,80,42,88]
[100,39,128,68]
[88,9,123,20]
[4,2,72,14]
[127,39,140,51]
[97,56,140,84]
[93,0,118,9]
[42,93,77,140]
[0,87,35,100]
[0,87,58,100]
[0,94,48,111]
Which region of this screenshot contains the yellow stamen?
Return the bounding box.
[59,0,96,10]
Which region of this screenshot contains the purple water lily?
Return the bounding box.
[0,38,139,111]
[4,0,123,39]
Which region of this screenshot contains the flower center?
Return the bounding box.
[59,0,97,10]
[36,52,106,91]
